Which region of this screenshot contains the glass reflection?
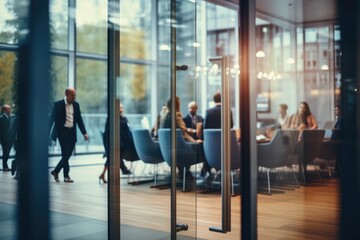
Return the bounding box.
[76,58,107,154]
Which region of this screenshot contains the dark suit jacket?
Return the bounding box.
[183,114,203,129]
[203,105,234,129]
[0,113,16,144]
[334,115,343,129]
[183,114,203,139]
[49,99,87,142]
[103,115,139,161]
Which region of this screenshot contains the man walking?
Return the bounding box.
[0,104,16,171]
[49,88,88,182]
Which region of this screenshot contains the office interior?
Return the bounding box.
[0,0,359,239]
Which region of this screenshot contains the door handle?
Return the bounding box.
[176,64,188,71]
[176,223,189,232]
[208,56,232,233]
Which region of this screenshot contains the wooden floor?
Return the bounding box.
[0,154,339,240]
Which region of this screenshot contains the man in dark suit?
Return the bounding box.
[49,88,88,183]
[183,101,203,140]
[203,92,234,129]
[0,104,16,171]
[334,105,343,129]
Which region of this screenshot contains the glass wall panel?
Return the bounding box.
[255,1,339,239]
[0,49,18,239]
[118,1,171,236]
[118,63,151,127]
[50,0,68,50]
[304,26,333,123]
[76,0,107,55]
[120,0,152,60]
[76,58,107,153]
[334,25,341,105]
[202,3,239,122]
[0,50,16,106]
[0,0,17,44]
[49,55,68,155]
[51,55,68,104]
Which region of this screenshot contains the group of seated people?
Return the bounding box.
[100,93,228,183]
[262,102,343,176]
[151,92,231,180]
[101,95,343,184]
[264,102,343,140]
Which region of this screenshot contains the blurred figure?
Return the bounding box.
[289,101,318,139]
[99,103,136,183]
[151,104,168,139]
[183,101,203,140]
[264,103,290,139]
[160,97,202,143]
[49,88,89,183]
[0,104,16,171]
[277,104,290,129]
[203,92,234,129]
[334,105,343,129]
[160,96,204,179]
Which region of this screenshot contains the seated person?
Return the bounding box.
[289,101,318,140]
[160,96,207,180]
[151,104,168,139]
[264,103,291,139]
[183,101,203,140]
[334,105,343,129]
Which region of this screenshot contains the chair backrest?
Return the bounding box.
[257,129,297,169]
[157,129,198,167]
[301,129,325,164]
[203,129,241,171]
[132,129,164,164]
[318,129,341,160]
[281,129,300,154]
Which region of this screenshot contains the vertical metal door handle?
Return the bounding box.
[208,56,232,233]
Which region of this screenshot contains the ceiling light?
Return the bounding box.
[256,51,265,58]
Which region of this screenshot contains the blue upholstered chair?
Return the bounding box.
[299,129,325,184]
[203,129,241,194]
[157,129,202,191]
[316,129,341,176]
[132,129,166,186]
[257,129,299,194]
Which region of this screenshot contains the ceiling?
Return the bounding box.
[256,0,338,24]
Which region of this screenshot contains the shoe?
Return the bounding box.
[51,171,60,182]
[64,177,74,183]
[121,169,132,175]
[99,174,107,184]
[2,167,11,172]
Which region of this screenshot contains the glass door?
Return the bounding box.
[116,0,241,239]
[116,0,173,239]
[191,2,242,239]
[117,0,199,239]
[115,0,242,239]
